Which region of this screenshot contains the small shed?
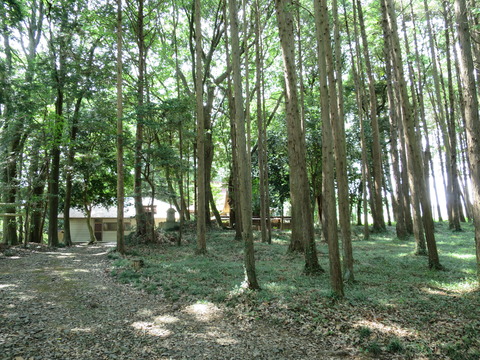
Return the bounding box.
[62,198,176,243]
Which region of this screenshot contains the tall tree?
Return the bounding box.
[255,0,271,244]
[46,1,74,247]
[455,0,480,280]
[314,0,343,297]
[356,0,386,232]
[132,0,148,240]
[195,0,207,254]
[116,0,125,255]
[275,0,323,274]
[1,0,25,245]
[228,0,259,289]
[382,0,442,269]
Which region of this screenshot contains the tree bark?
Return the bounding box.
[314,0,342,294]
[134,0,147,239]
[275,0,323,274]
[382,0,442,269]
[228,0,260,289]
[454,0,480,280]
[116,0,125,255]
[357,0,386,232]
[195,0,207,254]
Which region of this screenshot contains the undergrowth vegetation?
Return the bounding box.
[109,222,479,359]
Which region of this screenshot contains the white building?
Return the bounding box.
[62,198,176,243]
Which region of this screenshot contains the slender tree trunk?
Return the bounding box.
[423,0,457,229]
[228,0,260,289]
[455,0,480,280]
[63,97,82,247]
[47,57,65,248]
[275,0,322,274]
[256,1,271,244]
[116,0,125,255]
[444,7,462,231]
[134,0,147,240]
[1,18,19,246]
[345,0,369,239]
[382,0,442,269]
[314,0,342,295]
[85,206,96,245]
[195,0,207,254]
[357,0,386,232]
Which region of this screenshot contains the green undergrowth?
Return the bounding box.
[109,222,480,359]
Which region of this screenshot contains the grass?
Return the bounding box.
[110,222,480,359]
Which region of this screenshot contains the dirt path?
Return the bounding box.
[0,244,355,360]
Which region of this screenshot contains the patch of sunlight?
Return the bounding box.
[427,280,478,295]
[448,253,476,260]
[131,321,172,337]
[138,309,154,317]
[354,320,417,338]
[185,267,199,274]
[92,251,109,256]
[420,286,450,296]
[70,327,92,333]
[184,302,221,322]
[216,337,239,345]
[264,282,297,292]
[0,284,17,289]
[154,315,180,325]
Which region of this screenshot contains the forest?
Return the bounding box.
[1,0,480,306]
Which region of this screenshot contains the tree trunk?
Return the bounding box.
[454,0,480,280]
[85,205,96,245]
[314,0,342,294]
[256,0,271,244]
[329,0,354,282]
[195,0,207,254]
[116,0,125,255]
[357,0,386,232]
[275,0,323,275]
[228,0,260,290]
[1,17,19,246]
[382,0,442,269]
[134,0,147,240]
[444,7,462,231]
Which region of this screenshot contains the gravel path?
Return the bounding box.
[0,244,354,360]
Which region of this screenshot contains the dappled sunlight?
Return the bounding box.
[131,321,172,337]
[421,282,478,296]
[183,302,221,322]
[445,253,476,260]
[214,336,239,345]
[185,267,200,274]
[70,327,93,333]
[264,282,297,293]
[0,283,17,290]
[51,254,76,259]
[154,315,180,325]
[138,308,154,317]
[353,319,417,339]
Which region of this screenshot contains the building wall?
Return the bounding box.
[68,218,167,243]
[69,219,92,243]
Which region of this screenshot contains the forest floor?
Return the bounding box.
[1,223,479,359]
[1,241,359,360]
